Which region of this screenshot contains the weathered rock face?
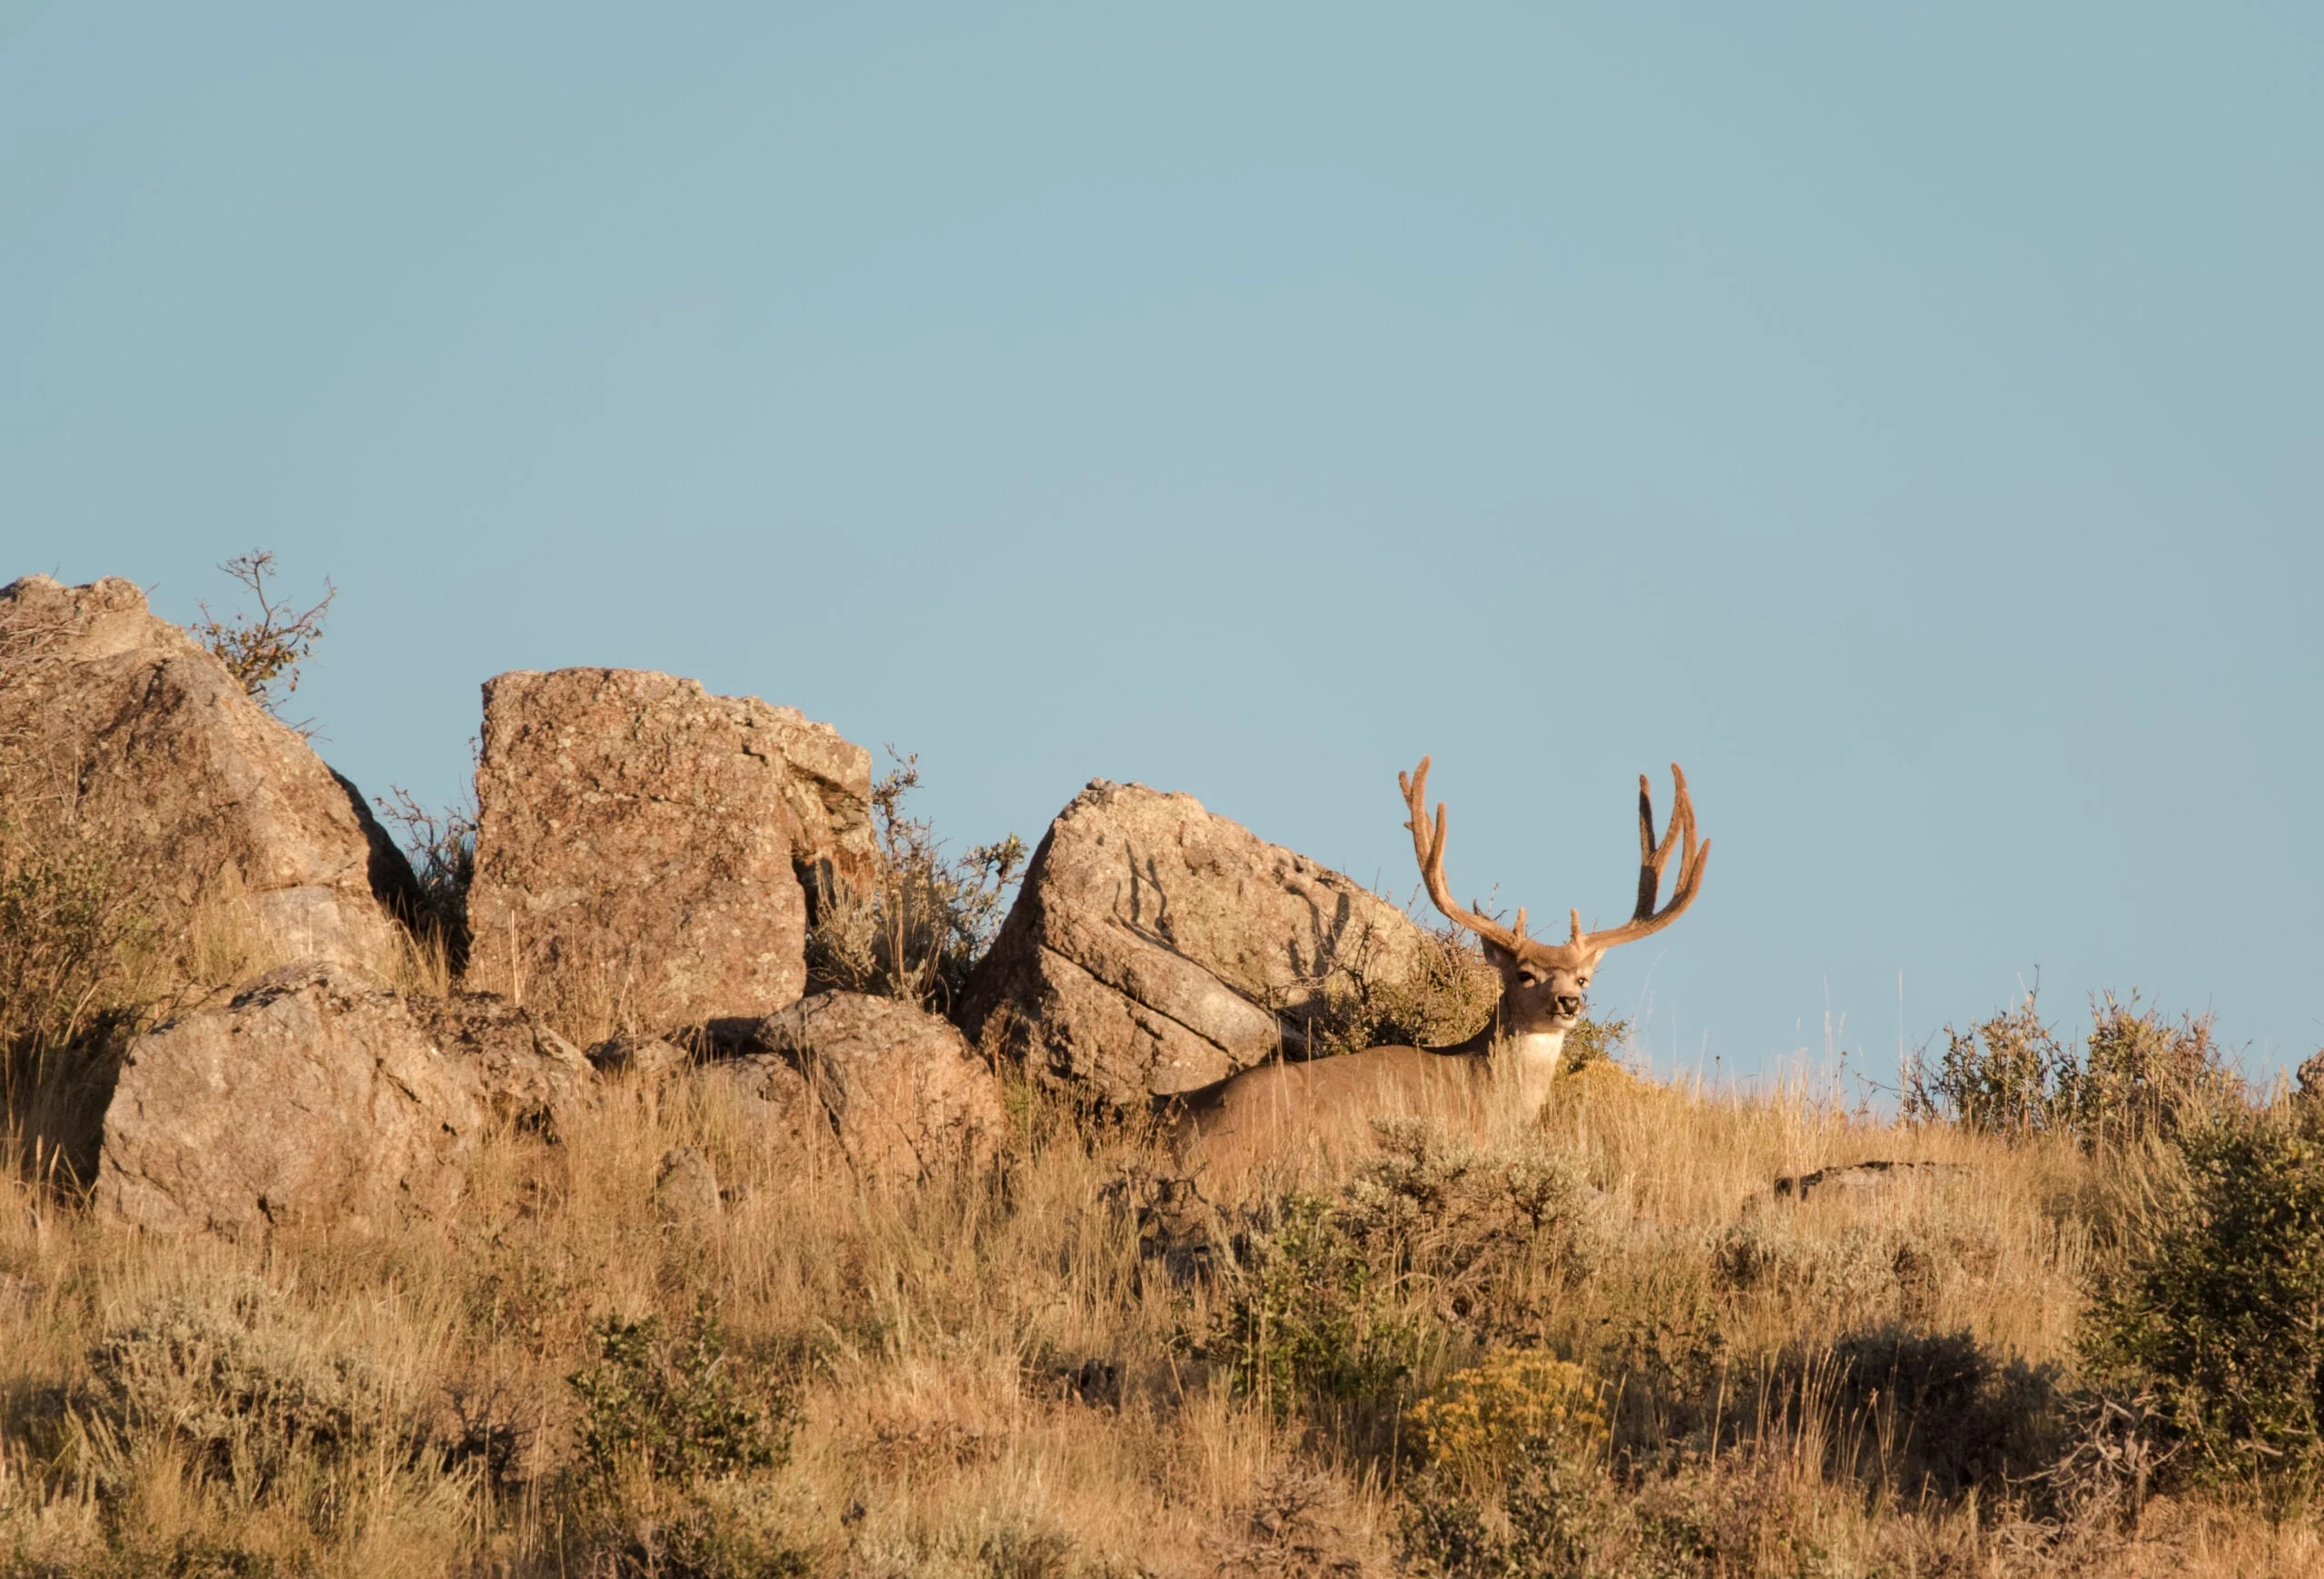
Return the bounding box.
[705,992,1006,1183]
[97,965,594,1237]
[407,992,592,1136]
[98,966,480,1237]
[465,668,874,1039]
[0,575,418,967]
[960,782,1433,1106]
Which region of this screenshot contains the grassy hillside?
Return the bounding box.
[5,999,2322,1574]
[4,754,2322,1574]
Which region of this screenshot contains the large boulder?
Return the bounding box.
[704,992,1006,1183]
[465,669,874,1039]
[0,575,418,967]
[97,965,591,1237]
[960,781,1433,1106]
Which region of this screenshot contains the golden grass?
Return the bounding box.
[0,1050,2312,1577]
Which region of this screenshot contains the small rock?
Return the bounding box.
[652,1146,723,1224]
[588,1033,694,1080]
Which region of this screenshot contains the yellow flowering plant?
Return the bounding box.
[1404,1347,1608,1485]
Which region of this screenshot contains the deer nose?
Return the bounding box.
[1553,993,1583,1017]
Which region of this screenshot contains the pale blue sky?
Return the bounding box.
[5,5,2319,1083]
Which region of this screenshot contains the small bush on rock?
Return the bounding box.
[186,550,334,729]
[0,815,153,1070]
[372,779,478,971]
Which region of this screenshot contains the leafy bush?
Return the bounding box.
[1193,1194,1423,1424]
[1905,991,2239,1148]
[2081,1116,2324,1490]
[2058,996,2240,1148]
[1904,995,2068,1135]
[1557,1015,1630,1075]
[1404,1349,1607,1490]
[1340,1120,1607,1342]
[566,1308,795,1494]
[803,755,1025,1014]
[186,550,334,730]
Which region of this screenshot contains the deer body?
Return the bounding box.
[1171,757,1708,1182]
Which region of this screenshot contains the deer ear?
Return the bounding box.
[1477,934,1523,978]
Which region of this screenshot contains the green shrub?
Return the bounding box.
[1558,1014,1629,1074]
[1904,995,2068,1135]
[1193,1194,1423,1423]
[2080,1116,2324,1491]
[567,1308,795,1494]
[2058,996,2240,1149]
[1905,992,2240,1149]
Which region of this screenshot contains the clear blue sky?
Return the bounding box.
[6,5,2319,1084]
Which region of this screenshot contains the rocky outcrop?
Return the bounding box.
[465,668,874,1037]
[97,965,596,1237]
[407,992,592,1136]
[960,782,1432,1106]
[0,575,417,967]
[704,992,1005,1183]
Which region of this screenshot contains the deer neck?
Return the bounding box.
[1487,1023,1567,1121]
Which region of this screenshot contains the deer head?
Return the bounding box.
[1401,756,1709,1038]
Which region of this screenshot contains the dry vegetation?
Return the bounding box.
[7,864,2323,1576]
[4,572,2319,1574]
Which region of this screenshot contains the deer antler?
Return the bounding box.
[1571,764,1709,952]
[1400,756,1529,954]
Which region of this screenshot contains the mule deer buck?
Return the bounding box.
[1172,756,1708,1179]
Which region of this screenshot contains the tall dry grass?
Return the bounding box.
[5,1041,2319,1576]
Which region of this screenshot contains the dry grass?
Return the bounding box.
[3,1040,2316,1576]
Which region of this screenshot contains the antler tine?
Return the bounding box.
[1399,756,1521,953]
[1580,763,1711,952]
